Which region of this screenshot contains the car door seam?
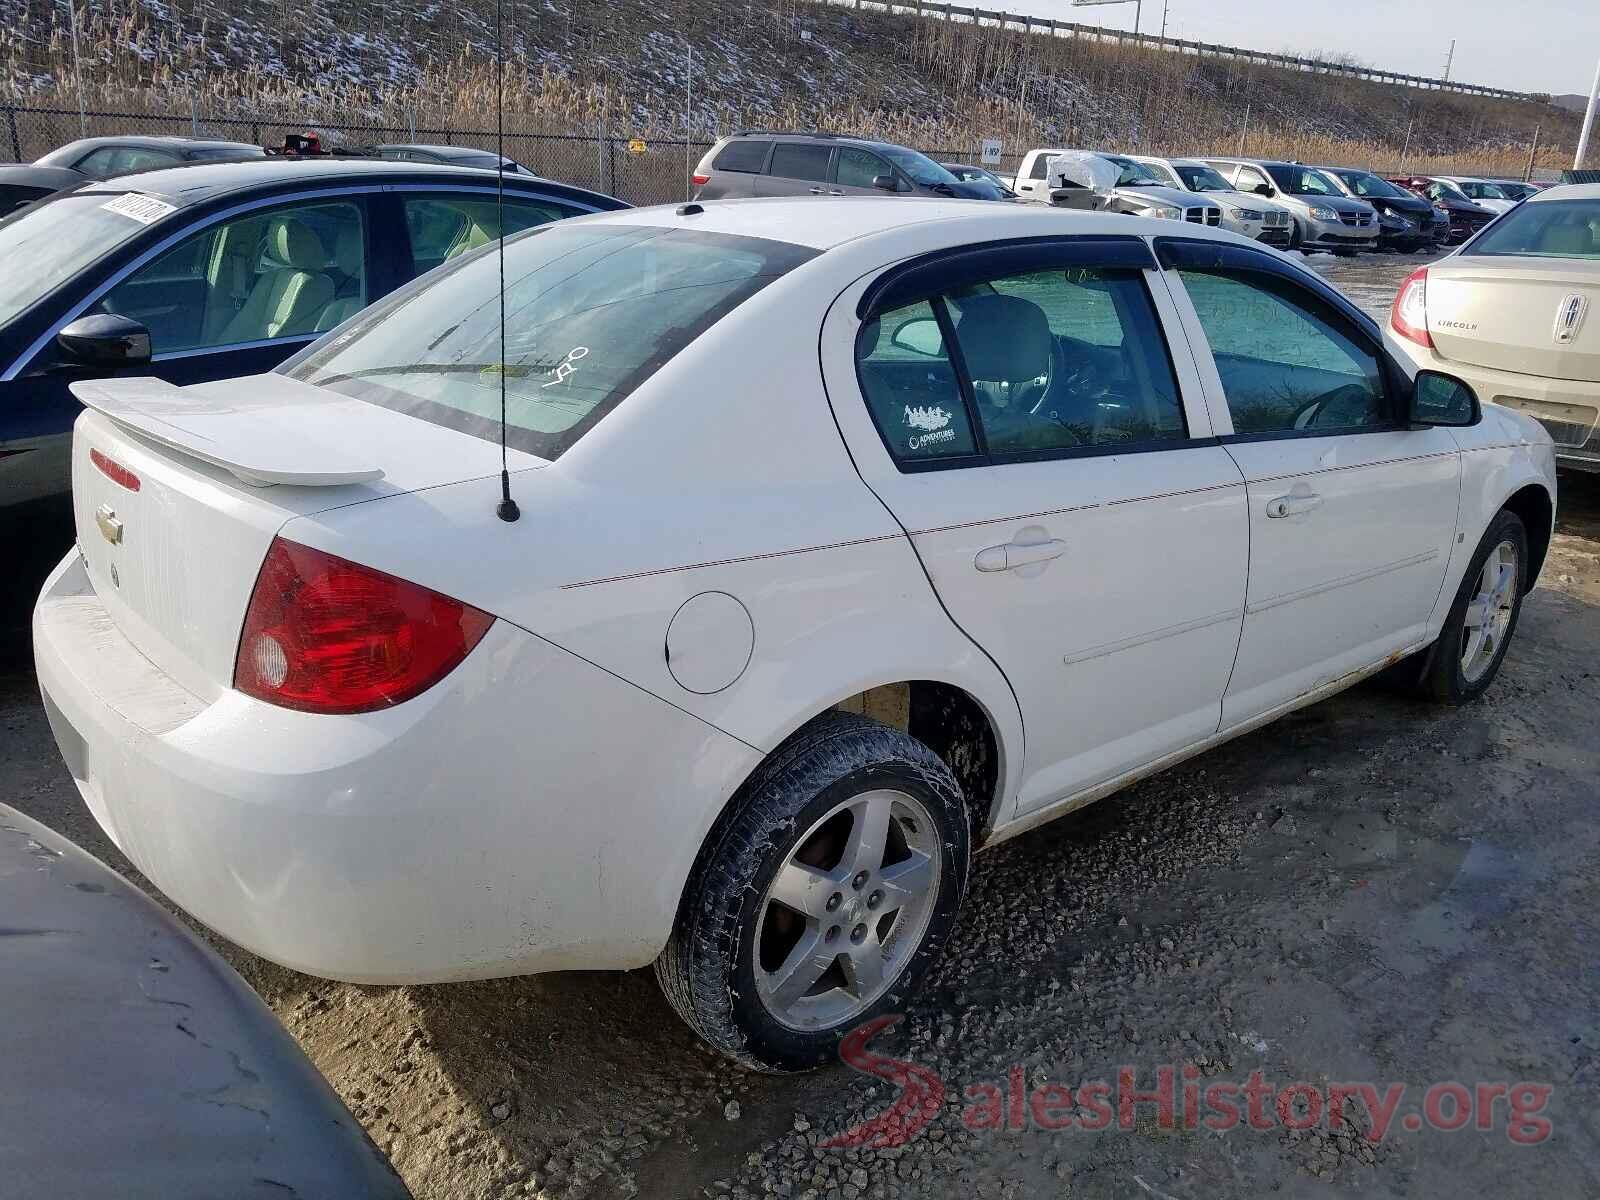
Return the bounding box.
[814,269,1028,822]
[1244,549,1442,615]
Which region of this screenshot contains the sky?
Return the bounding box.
[995,0,1600,96]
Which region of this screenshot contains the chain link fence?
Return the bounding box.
[0,101,1548,204]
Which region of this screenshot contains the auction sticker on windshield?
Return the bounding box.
[100,193,178,225]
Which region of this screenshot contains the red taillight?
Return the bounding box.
[691,173,710,187]
[1390,265,1433,349]
[90,448,141,491]
[234,538,493,714]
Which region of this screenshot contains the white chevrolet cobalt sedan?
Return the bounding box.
[35,199,1556,1070]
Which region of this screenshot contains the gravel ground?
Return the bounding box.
[4,251,1598,1199]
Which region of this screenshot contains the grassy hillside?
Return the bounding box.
[0,0,1580,185]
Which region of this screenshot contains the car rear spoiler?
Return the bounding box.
[70,376,385,488]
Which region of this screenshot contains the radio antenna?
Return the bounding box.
[494,0,520,523]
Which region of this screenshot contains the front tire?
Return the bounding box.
[1412,509,1529,704]
[656,712,970,1071]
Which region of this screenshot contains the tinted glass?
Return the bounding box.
[1463,199,1600,259]
[1179,269,1386,434]
[768,143,833,183]
[947,268,1184,454]
[0,194,152,325]
[1338,171,1406,199]
[96,199,365,351]
[856,300,978,462]
[1266,165,1337,196]
[1029,155,1051,180]
[1174,164,1231,192]
[285,225,815,461]
[713,139,771,173]
[186,146,266,162]
[837,147,890,188]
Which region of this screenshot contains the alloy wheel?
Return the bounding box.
[753,788,941,1031]
[1460,539,1519,684]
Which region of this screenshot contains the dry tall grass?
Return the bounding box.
[0,0,1578,182]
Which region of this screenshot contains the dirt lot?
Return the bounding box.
[4,252,1598,1199]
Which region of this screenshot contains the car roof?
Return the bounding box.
[43,135,260,156]
[1529,182,1600,202]
[726,131,912,153]
[378,143,507,158]
[71,156,615,208]
[569,195,1248,252]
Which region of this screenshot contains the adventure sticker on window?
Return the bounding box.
[101,193,178,225]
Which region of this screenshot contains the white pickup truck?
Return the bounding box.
[1004,148,1222,227]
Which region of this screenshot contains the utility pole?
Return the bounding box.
[1159,0,1168,40]
[1577,51,1600,170]
[1442,38,1455,84]
[1133,0,1141,37]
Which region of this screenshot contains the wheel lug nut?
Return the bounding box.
[825,892,842,912]
[867,890,883,909]
[851,923,867,944]
[852,871,869,889]
[825,926,839,943]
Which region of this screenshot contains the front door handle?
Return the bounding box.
[975,538,1068,572]
[808,186,827,194]
[1265,491,1323,518]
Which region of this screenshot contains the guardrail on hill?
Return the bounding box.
[813,0,1544,103]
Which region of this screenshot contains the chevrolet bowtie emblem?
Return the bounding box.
[95,503,123,545]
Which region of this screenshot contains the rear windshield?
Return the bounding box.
[282,224,816,459]
[1462,199,1600,259]
[0,193,162,326]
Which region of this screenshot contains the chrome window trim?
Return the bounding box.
[151,335,318,363]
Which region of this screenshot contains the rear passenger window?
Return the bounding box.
[713,139,771,174]
[948,268,1185,454]
[402,195,576,274]
[856,300,979,463]
[769,144,832,183]
[1178,269,1386,434]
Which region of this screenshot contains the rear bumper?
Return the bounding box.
[33,551,759,984]
[1387,339,1600,471]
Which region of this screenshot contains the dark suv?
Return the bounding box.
[692,132,1001,201]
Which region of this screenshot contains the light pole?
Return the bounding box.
[1576,51,1600,171]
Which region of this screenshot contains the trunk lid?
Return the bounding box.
[1426,257,1600,383]
[68,374,541,700]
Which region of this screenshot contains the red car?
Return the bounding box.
[1386,176,1497,244]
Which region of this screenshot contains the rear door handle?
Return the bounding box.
[808,186,827,194]
[1265,492,1323,518]
[975,538,1068,572]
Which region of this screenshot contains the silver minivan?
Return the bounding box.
[1203,158,1378,254]
[692,133,1002,201]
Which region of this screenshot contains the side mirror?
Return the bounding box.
[1409,370,1481,427]
[1253,183,1274,197]
[889,317,945,357]
[57,314,152,367]
[871,174,899,193]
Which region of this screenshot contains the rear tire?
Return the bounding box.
[656,712,971,1071]
[1404,510,1528,704]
